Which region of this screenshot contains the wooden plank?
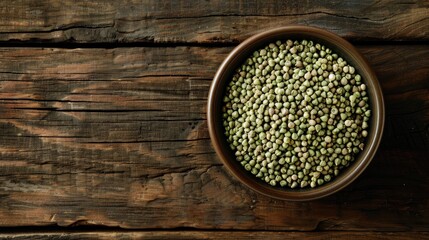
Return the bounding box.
[0,45,427,230]
[0,0,428,43]
[0,231,428,240]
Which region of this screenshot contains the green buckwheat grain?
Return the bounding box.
[222,39,371,189]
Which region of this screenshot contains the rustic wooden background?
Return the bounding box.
[0,0,428,239]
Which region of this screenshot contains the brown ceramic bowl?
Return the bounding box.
[207,26,384,201]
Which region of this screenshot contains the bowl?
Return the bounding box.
[207,26,384,201]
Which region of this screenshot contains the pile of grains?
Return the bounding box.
[222,39,370,189]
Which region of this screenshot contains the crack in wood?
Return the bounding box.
[137,11,383,22]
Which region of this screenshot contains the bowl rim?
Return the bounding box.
[207,25,385,201]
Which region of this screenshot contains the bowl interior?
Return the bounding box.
[208,26,384,200]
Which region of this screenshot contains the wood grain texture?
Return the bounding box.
[0,231,428,240]
[0,45,428,230]
[0,0,428,43]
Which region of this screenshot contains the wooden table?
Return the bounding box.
[0,1,428,239]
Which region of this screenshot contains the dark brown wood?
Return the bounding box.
[0,45,427,230]
[0,231,428,240]
[0,1,427,43]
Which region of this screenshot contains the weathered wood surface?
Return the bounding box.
[0,0,428,43]
[0,231,428,240]
[0,45,427,230]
